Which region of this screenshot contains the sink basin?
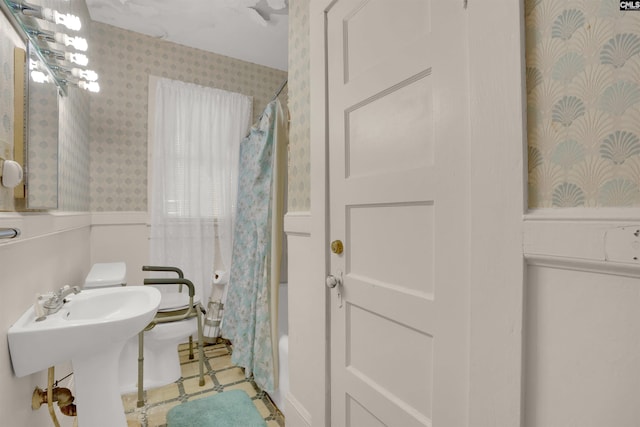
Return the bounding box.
[8,286,161,377]
[8,286,161,427]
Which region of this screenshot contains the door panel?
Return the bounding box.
[347,304,434,410]
[342,0,431,83]
[346,74,433,178]
[349,203,434,294]
[347,397,388,427]
[327,0,470,426]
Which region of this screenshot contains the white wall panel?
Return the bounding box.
[0,214,91,427]
[90,212,150,287]
[284,212,317,427]
[524,265,640,426]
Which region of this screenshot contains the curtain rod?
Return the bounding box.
[272,79,288,101]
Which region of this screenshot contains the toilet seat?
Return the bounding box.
[157,292,201,312]
[145,317,197,341]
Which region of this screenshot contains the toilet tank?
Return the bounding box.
[84,262,127,289]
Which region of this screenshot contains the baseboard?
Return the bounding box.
[284,392,312,427]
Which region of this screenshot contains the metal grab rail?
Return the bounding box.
[137,265,205,407]
[0,228,20,240]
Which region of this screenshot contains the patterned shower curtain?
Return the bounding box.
[222,98,287,392]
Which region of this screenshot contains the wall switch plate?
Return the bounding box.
[604,226,640,263]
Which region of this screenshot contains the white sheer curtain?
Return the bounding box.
[150,77,252,304]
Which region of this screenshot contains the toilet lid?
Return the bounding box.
[85,262,127,288]
[158,292,201,312]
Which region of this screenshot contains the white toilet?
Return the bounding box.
[84,263,200,394]
[84,262,127,288]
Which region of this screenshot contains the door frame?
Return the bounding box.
[466,1,527,425]
[309,1,527,425]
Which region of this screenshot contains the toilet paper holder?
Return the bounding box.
[213,270,228,285]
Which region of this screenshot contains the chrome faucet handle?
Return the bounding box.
[42,293,63,313]
[43,286,81,314]
[57,285,81,299]
[34,294,47,321]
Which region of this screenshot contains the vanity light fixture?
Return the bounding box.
[30,57,99,91]
[35,61,86,77]
[2,0,99,94]
[35,49,97,92]
[26,28,87,51]
[65,51,88,66]
[71,68,98,81]
[29,58,51,83]
[40,7,80,30]
[48,63,99,82]
[30,69,51,84]
[39,47,89,66]
[77,80,100,93]
[54,33,87,50]
[5,0,81,31]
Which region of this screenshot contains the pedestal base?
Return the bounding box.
[72,341,127,427]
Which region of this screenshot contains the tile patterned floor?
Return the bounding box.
[121,340,285,427]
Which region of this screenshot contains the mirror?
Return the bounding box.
[24,41,59,210]
[1,0,63,211]
[3,0,96,211]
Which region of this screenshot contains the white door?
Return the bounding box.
[326,1,470,426]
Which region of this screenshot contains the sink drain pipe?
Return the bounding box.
[32,366,77,426]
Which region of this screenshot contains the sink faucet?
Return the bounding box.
[42,285,81,315]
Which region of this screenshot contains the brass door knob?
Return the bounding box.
[331,240,344,255]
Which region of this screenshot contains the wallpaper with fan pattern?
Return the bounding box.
[526,0,640,207]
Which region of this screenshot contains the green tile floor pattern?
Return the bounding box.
[121,340,285,427]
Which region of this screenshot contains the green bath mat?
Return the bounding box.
[166,389,267,427]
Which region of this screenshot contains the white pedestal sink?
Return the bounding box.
[8,286,161,427]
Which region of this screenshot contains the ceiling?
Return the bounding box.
[85,0,289,71]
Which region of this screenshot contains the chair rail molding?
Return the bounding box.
[524,208,640,277]
[284,211,311,237]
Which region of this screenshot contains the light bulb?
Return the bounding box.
[64,52,88,66]
[78,80,100,93]
[42,8,81,31]
[54,33,88,51]
[71,68,98,81]
[30,70,50,84]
